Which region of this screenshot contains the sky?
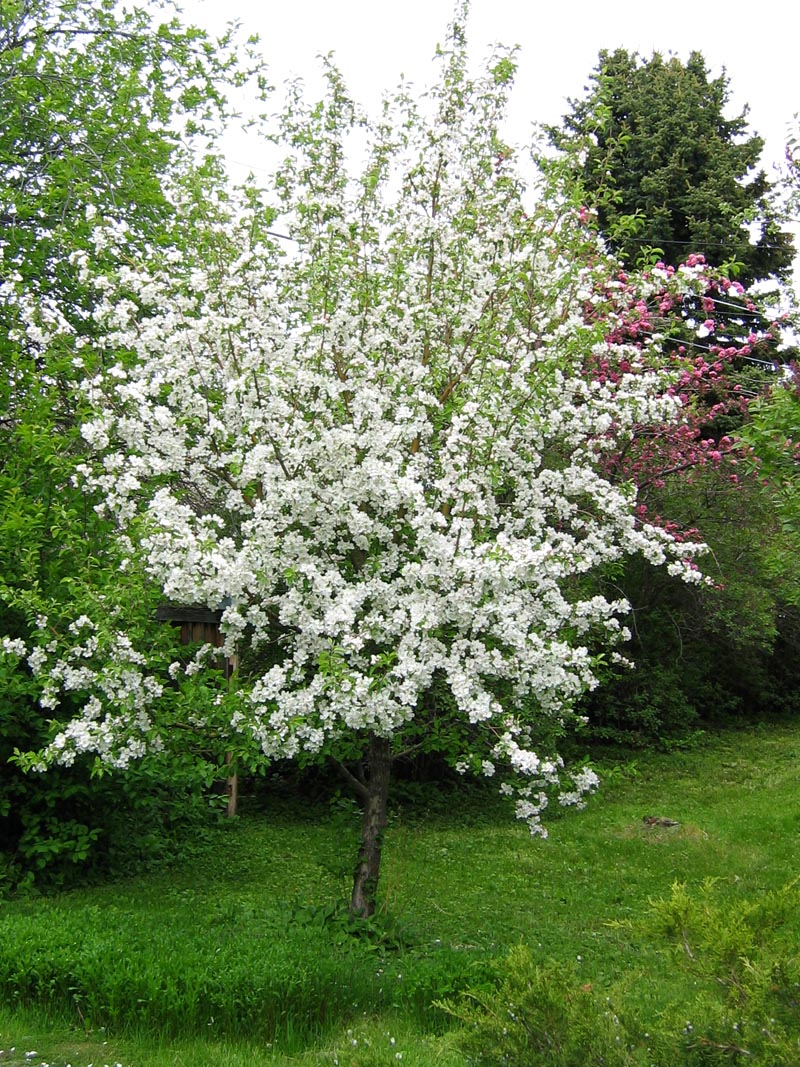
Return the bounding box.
[180,0,798,290]
[183,0,798,185]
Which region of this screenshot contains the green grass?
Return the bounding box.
[1,722,799,1065]
[0,1008,464,1066]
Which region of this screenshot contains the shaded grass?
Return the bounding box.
[1,723,799,1064]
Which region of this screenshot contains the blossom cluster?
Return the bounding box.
[578,252,781,508]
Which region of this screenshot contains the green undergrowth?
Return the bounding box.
[442,880,800,1065]
[0,723,798,1065]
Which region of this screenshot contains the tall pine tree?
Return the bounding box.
[551,50,794,284]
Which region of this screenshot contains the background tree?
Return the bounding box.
[741,373,800,545]
[783,114,800,218]
[550,49,794,285]
[566,249,800,745]
[0,0,264,887]
[547,52,800,745]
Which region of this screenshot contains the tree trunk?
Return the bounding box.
[350,733,393,919]
[225,751,238,818]
[224,651,239,817]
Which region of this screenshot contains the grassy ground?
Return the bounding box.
[1,722,798,1065]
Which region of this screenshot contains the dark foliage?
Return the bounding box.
[550,49,794,284]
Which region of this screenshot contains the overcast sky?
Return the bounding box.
[179,0,798,291]
[184,0,798,183]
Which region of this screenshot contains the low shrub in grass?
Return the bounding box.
[440,949,641,1066]
[642,879,800,1066]
[443,880,800,1066]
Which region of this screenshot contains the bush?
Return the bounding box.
[440,947,642,1066]
[444,881,800,1066]
[0,745,221,894]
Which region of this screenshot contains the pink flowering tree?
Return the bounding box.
[562,218,798,738]
[5,14,711,916]
[575,249,780,500]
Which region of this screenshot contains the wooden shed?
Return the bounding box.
[155,602,224,649]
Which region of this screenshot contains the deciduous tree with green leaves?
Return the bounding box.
[0,0,265,886]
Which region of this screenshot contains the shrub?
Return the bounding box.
[444,881,800,1066]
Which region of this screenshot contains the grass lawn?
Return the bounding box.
[1,722,798,1065]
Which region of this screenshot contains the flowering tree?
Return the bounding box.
[579,179,800,718]
[561,232,800,740]
[5,14,709,916]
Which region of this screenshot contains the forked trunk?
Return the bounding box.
[350,733,393,919]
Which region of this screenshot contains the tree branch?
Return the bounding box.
[330,756,369,802]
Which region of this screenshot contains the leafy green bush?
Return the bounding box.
[0,739,222,894]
